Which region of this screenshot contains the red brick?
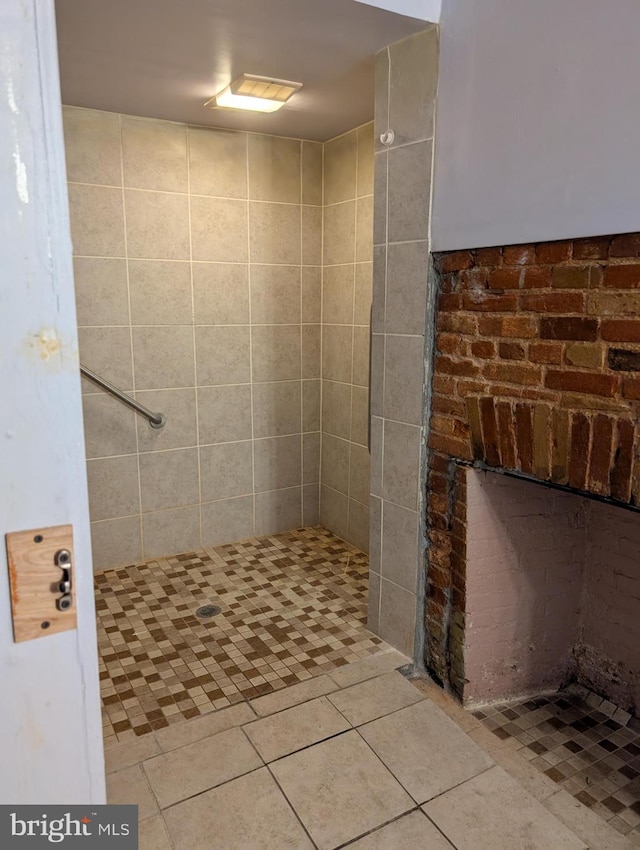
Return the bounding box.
[545,370,617,397]
[588,414,614,495]
[498,341,525,360]
[475,246,502,266]
[435,356,480,378]
[622,378,640,400]
[521,388,559,402]
[521,291,585,313]
[428,432,472,460]
[429,453,450,474]
[437,250,474,273]
[487,268,521,290]
[529,342,563,364]
[515,403,534,474]
[535,241,572,264]
[568,413,590,491]
[609,419,635,502]
[439,293,462,311]
[438,272,457,294]
[603,264,640,289]
[496,401,517,469]
[540,316,598,341]
[573,236,610,260]
[470,340,496,358]
[436,313,477,335]
[432,375,456,395]
[484,361,542,386]
[503,244,535,265]
[457,379,487,397]
[462,291,518,312]
[459,268,488,290]
[609,233,640,257]
[522,267,552,289]
[437,333,460,355]
[480,397,500,467]
[552,265,591,289]
[488,383,523,399]
[432,395,466,417]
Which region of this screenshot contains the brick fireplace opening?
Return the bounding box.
[426,233,640,713]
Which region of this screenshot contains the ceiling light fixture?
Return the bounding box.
[205,74,303,113]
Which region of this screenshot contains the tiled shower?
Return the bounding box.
[64,108,373,570]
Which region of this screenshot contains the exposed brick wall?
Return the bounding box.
[425,232,640,694]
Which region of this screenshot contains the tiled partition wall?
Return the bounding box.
[64,107,323,569]
[368,26,439,655]
[319,123,374,553]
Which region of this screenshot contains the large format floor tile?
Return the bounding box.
[139,815,172,850]
[106,764,159,821]
[328,670,424,726]
[244,696,350,762]
[270,730,413,849]
[142,727,261,808]
[424,765,588,850]
[164,768,314,850]
[360,699,494,803]
[347,811,455,849]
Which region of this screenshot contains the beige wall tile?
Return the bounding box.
[303,433,320,484]
[250,265,301,324]
[382,420,420,510]
[324,130,357,204]
[323,201,356,266]
[388,141,432,243]
[381,502,419,592]
[388,27,438,148]
[200,441,253,501]
[252,381,301,438]
[373,151,387,246]
[378,578,416,657]
[195,325,251,386]
[371,245,386,332]
[374,48,390,153]
[356,196,374,262]
[319,485,349,541]
[369,495,382,573]
[142,505,200,558]
[82,393,137,459]
[129,259,192,325]
[354,262,373,326]
[125,190,190,260]
[352,325,370,388]
[321,434,350,494]
[349,443,370,505]
[302,267,321,323]
[68,184,125,257]
[368,569,381,632]
[248,134,301,203]
[386,241,429,335]
[369,333,384,416]
[370,418,383,497]
[63,107,121,186]
[139,447,200,512]
[348,499,370,553]
[302,141,323,206]
[197,385,252,444]
[79,326,133,392]
[302,206,322,265]
[122,116,187,192]
[322,324,352,383]
[302,380,320,432]
[254,487,302,536]
[383,334,425,425]
[351,386,369,447]
[322,380,351,440]
[91,516,142,572]
[188,127,247,198]
[302,325,320,379]
[193,262,249,325]
[303,483,320,525]
[190,196,248,262]
[323,265,354,325]
[251,325,301,382]
[254,435,302,492]
[74,257,129,327]
[201,496,254,548]
[87,455,140,521]
[136,388,197,452]
[249,202,301,265]
[133,326,195,389]
[357,123,374,198]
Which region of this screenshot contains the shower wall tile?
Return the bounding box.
[124,190,190,260]
[190,196,248,262]
[139,447,200,513]
[62,106,122,187]
[78,326,133,392]
[128,260,192,326]
[303,433,320,485]
[195,325,251,386]
[82,394,137,460]
[320,122,373,553]
[132,326,195,390]
[74,257,129,327]
[90,516,142,573]
[250,265,301,325]
[248,134,301,204]
[201,497,254,548]
[142,505,201,560]
[252,381,301,438]
[249,202,301,265]
[302,380,320,433]
[302,484,320,526]
[302,142,323,206]
[192,262,250,325]
[251,325,301,382]
[197,385,252,445]
[302,206,323,265]
[121,116,188,193]
[254,487,302,537]
[87,455,140,522]
[135,388,198,452]
[68,184,125,257]
[200,442,253,502]
[302,268,321,323]
[188,127,248,199]
[253,435,302,493]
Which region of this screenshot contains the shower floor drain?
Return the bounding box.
[195,604,222,619]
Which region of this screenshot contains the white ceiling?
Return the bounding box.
[55,0,427,142]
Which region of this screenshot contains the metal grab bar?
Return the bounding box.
[80,365,167,429]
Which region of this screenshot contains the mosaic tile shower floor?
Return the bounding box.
[96,527,382,747]
[474,687,640,842]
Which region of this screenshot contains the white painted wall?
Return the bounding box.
[0,0,105,802]
[432,0,640,250]
[353,0,441,22]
